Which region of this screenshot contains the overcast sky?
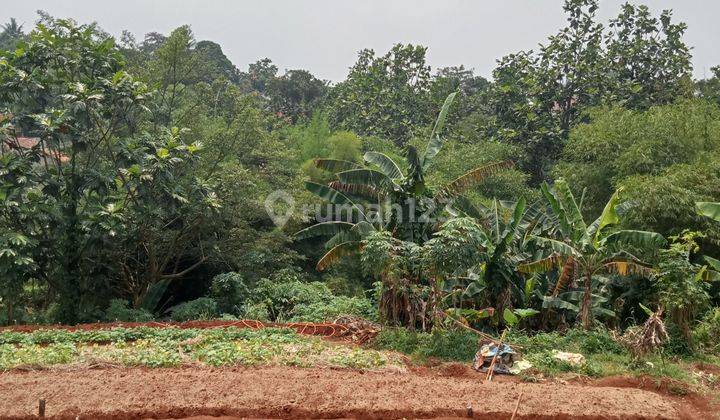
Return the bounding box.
[3,1,718,81]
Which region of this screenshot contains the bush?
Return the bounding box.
[241,302,271,321]
[105,299,154,322]
[246,271,376,322]
[209,272,250,315]
[694,308,720,353]
[291,296,377,322]
[169,297,218,322]
[251,272,334,320]
[373,328,477,362]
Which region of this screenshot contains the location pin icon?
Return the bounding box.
[264,190,295,228]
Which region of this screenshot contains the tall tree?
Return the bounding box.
[328,44,431,146]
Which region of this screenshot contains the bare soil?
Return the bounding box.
[0,365,713,419]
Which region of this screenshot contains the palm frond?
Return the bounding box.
[328,181,382,202]
[316,241,360,271]
[602,230,666,251]
[518,253,565,274]
[294,221,355,240]
[603,260,654,277]
[530,236,580,257]
[314,158,361,173]
[588,188,622,243]
[437,161,514,199]
[422,91,457,170]
[305,181,366,221]
[336,169,393,191]
[552,256,575,296]
[553,179,588,243]
[364,151,403,179]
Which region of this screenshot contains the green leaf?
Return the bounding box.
[294,221,355,240]
[590,188,622,244]
[437,161,514,199]
[314,159,361,174]
[601,230,666,250]
[316,241,359,271]
[422,91,457,170]
[304,181,365,221]
[364,151,403,179]
[542,296,580,312]
[336,169,392,191]
[503,308,519,326]
[696,202,720,222]
[553,179,588,243]
[639,303,654,317]
[513,308,539,319]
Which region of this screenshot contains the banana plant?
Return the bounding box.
[295,92,514,271]
[695,202,720,279]
[518,179,666,330]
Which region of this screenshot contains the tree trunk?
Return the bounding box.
[580,273,593,330]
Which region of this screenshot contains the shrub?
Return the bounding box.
[209,272,250,315]
[105,299,154,322]
[693,308,720,353]
[291,296,377,322]
[241,302,271,321]
[169,298,218,322]
[251,272,334,320]
[373,328,477,362]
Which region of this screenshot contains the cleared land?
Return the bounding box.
[0,365,704,419]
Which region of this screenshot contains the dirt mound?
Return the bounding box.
[0,366,693,419]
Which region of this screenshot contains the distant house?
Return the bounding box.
[2,135,70,163]
[1,113,69,163]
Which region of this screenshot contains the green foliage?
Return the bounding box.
[240,270,376,322]
[0,326,396,370]
[655,232,711,342]
[292,296,376,323]
[328,44,431,145]
[487,0,692,184]
[105,300,154,322]
[169,297,219,322]
[555,101,720,218]
[373,327,477,362]
[693,308,720,353]
[209,272,250,315]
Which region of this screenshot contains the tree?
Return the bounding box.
[0,18,26,51]
[195,40,241,84]
[519,180,665,329]
[328,44,431,146]
[554,100,720,218]
[486,0,692,184]
[0,17,223,322]
[487,0,605,184]
[605,3,693,109]
[267,69,327,122]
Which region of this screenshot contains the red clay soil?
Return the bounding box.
[0,366,708,420]
[0,319,349,337]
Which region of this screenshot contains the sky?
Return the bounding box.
[3,0,719,82]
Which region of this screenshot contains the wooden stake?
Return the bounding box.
[38,399,45,418]
[485,329,507,383]
[510,390,523,420]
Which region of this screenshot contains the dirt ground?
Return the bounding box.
[0,365,713,419]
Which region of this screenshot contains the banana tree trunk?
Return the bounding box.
[580,273,593,330]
